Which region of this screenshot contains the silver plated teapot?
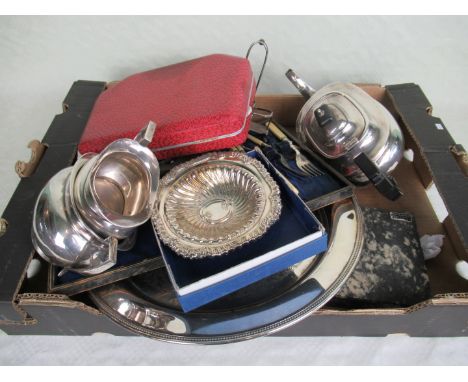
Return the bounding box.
[286,69,404,200]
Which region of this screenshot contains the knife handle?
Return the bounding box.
[268,121,287,141]
[247,134,268,147]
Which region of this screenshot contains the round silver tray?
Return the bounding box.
[90,199,364,344]
[152,152,281,259]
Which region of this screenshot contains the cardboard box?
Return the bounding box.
[0,81,467,337]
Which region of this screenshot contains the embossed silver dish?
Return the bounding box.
[153,151,281,259]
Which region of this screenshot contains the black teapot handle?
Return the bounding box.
[354,153,403,201]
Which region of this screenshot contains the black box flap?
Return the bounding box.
[387,83,468,254]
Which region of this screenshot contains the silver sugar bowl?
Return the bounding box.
[286,69,404,200]
[31,122,160,275]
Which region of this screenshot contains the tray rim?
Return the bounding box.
[89,197,364,344]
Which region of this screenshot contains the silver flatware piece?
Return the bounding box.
[268,121,323,177]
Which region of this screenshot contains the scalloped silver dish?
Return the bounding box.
[152,151,282,259]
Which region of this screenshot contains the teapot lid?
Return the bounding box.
[303,93,366,159]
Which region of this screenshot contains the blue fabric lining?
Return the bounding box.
[162,150,320,288]
[244,132,344,200]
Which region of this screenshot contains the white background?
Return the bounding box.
[0,15,468,365]
[1,16,468,213]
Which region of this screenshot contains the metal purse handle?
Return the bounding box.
[246,39,269,90]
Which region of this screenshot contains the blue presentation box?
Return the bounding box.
[155,149,328,312]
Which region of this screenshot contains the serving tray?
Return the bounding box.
[89,199,363,344]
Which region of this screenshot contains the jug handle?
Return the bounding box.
[134,121,156,147]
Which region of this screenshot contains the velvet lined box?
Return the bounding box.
[157,149,328,312]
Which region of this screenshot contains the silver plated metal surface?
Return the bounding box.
[90,199,364,344]
[74,122,160,239]
[285,68,316,98]
[153,151,281,259]
[286,70,404,185]
[31,122,160,274]
[245,39,268,90]
[290,144,323,176]
[32,165,120,275]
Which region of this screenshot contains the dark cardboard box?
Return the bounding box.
[0,81,467,337]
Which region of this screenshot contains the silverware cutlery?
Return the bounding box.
[267,121,323,177]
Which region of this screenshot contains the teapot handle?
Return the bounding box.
[354,153,403,201]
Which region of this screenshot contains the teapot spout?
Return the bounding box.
[285,69,316,99]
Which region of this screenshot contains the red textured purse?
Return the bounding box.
[78,41,268,159]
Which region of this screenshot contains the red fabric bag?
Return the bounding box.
[78,54,257,159]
